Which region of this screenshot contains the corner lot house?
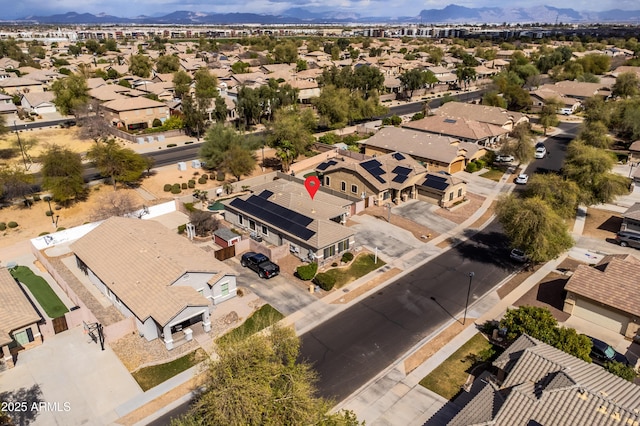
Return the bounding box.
[563,254,640,338]
[0,267,42,370]
[101,97,169,131]
[449,334,640,425]
[70,217,237,350]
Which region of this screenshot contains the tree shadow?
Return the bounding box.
[453,230,517,271]
[0,384,44,425]
[430,296,462,325]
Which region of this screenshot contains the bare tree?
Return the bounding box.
[189,209,219,236]
[90,191,141,221]
[76,100,112,142]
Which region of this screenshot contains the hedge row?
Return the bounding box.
[296,262,318,281]
[313,273,336,291]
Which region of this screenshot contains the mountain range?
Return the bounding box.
[9,4,640,25]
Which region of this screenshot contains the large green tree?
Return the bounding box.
[156,54,180,73]
[268,107,316,171]
[502,123,535,164]
[398,69,437,99]
[612,72,640,98]
[563,141,630,204]
[172,70,192,100]
[538,97,562,135]
[51,73,89,116]
[578,121,613,149]
[524,174,580,219]
[86,139,148,190]
[171,325,361,426]
[496,194,574,263]
[40,145,85,203]
[223,144,256,181]
[129,54,153,78]
[273,40,299,64]
[0,165,34,205]
[199,124,259,170]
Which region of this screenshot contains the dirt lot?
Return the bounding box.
[582,207,623,239]
[0,127,93,167]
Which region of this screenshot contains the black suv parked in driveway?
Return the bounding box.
[241,252,280,279]
[587,336,630,366]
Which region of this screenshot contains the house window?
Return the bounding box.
[449,192,454,201]
[325,176,331,186]
[323,245,336,259]
[458,188,462,197]
[261,225,268,236]
[221,282,229,296]
[238,215,244,225]
[351,184,358,194]
[249,220,256,231]
[341,181,346,192]
[338,239,350,253]
[382,191,390,200]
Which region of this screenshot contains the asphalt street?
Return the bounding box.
[299,221,518,401]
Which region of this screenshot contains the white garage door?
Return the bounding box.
[573,298,629,334]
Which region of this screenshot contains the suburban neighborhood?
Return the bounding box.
[1,14,640,426]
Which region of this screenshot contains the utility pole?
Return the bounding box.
[13,121,28,170]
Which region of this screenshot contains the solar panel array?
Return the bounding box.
[390,165,412,184]
[257,190,273,199]
[392,175,409,183]
[422,174,449,191]
[316,160,338,171]
[360,159,386,183]
[229,195,316,240]
[392,152,405,161]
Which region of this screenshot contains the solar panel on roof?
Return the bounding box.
[422,175,449,191]
[316,160,338,171]
[229,197,316,240]
[392,166,412,176]
[392,152,405,161]
[246,195,313,227]
[392,175,408,184]
[257,190,273,199]
[360,159,382,170]
[444,118,457,123]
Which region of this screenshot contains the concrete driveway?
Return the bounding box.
[391,200,458,235]
[348,214,424,259]
[0,327,141,426]
[454,171,501,197]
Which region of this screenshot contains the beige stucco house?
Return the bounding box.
[70,217,237,350]
[0,267,43,370]
[101,97,169,131]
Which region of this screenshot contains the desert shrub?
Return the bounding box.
[56,227,66,232]
[188,180,196,188]
[152,118,162,128]
[198,178,206,184]
[171,184,181,194]
[43,195,51,202]
[210,174,216,180]
[296,263,318,281]
[183,202,196,212]
[33,194,41,202]
[177,224,187,234]
[341,252,354,263]
[216,171,225,181]
[7,221,18,228]
[163,184,172,192]
[313,273,336,291]
[46,210,53,216]
[167,143,177,148]
[39,232,50,236]
[181,182,188,190]
[466,162,478,173]
[331,262,338,267]
[184,141,194,145]
[0,223,5,231]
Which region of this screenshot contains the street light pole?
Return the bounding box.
[463,272,475,325]
[13,121,28,170]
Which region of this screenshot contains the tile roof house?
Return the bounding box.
[20,91,56,115]
[363,126,486,174]
[101,97,169,131]
[436,102,529,132]
[316,151,428,205]
[0,77,44,95]
[0,267,42,370]
[0,93,17,114]
[403,114,510,147]
[70,217,237,350]
[223,180,355,264]
[563,254,640,338]
[448,334,640,426]
[416,172,467,208]
[621,203,640,232]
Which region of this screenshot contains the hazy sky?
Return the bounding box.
[2,0,640,19]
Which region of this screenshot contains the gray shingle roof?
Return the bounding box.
[449,335,640,426]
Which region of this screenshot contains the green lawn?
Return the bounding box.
[323,253,386,288]
[10,265,69,318]
[132,348,207,391]
[217,304,284,345]
[419,333,499,400]
[480,168,506,182]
